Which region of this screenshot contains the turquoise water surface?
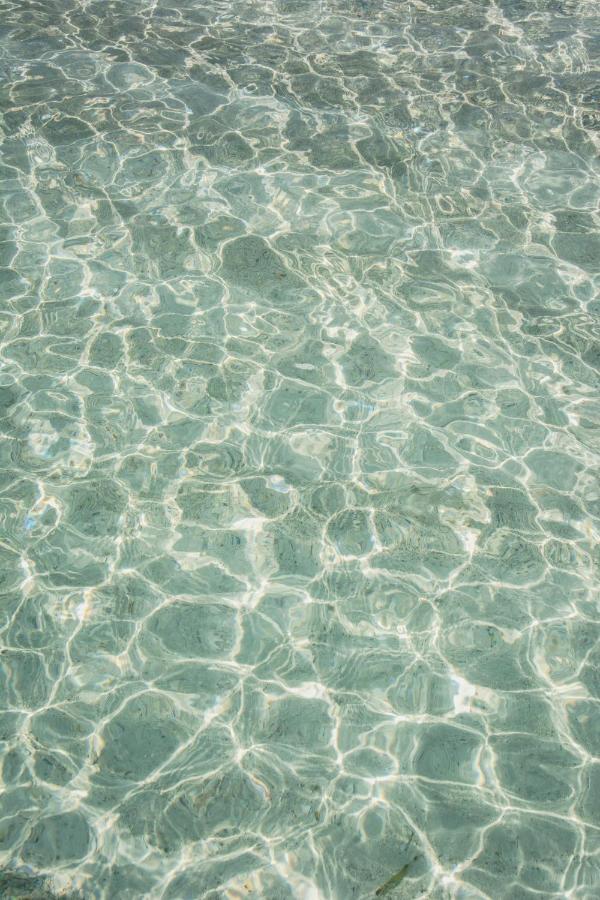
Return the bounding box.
[1,0,600,897]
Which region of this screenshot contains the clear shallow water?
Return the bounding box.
[0,0,599,896]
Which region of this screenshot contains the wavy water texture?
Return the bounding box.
[0,0,599,897]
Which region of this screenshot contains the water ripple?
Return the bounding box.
[0,0,599,897]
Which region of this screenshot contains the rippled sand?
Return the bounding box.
[1,0,599,897]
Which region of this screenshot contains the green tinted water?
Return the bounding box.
[1,0,599,897]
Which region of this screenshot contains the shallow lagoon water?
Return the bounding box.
[1,0,600,897]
